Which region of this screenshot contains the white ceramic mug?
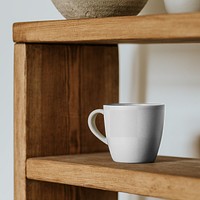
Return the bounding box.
[164,0,200,13]
[88,103,165,163]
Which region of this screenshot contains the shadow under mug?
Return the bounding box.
[88,103,165,163]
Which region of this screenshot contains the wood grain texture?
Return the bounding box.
[27,153,200,200]
[14,43,118,200]
[14,44,27,200]
[26,180,116,200]
[26,44,118,157]
[13,13,200,44]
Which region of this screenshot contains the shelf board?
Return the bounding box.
[27,152,200,200]
[13,13,200,44]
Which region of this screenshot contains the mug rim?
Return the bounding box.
[103,103,165,108]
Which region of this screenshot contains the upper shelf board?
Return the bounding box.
[27,152,200,200]
[13,13,200,44]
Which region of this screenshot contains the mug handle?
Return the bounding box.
[88,109,108,145]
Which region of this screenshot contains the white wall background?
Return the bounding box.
[1,0,200,199]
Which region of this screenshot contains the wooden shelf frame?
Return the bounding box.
[14,43,119,200]
[13,12,200,44]
[27,153,200,200]
[14,13,200,200]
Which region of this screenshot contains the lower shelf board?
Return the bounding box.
[26,152,200,200]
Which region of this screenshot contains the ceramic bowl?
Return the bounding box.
[51,0,148,19]
[164,0,200,13]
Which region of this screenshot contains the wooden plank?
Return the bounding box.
[26,180,116,200]
[26,44,118,157]
[13,13,200,44]
[27,153,200,200]
[14,44,27,200]
[14,43,118,200]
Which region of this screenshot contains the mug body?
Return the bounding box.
[103,103,164,163]
[164,0,200,13]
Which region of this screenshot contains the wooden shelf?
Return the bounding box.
[13,13,200,44]
[14,13,200,200]
[27,152,200,200]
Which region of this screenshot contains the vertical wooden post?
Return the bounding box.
[14,44,27,200]
[14,43,119,200]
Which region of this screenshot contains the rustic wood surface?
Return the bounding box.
[13,13,200,44]
[27,152,200,200]
[14,43,118,200]
[14,44,27,200]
